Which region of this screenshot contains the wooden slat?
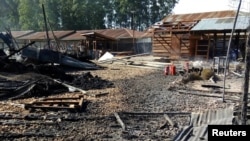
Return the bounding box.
[42,96,83,100]
[32,101,80,104]
[180,50,190,54]
[153,51,170,54]
[25,105,79,109]
[153,42,171,44]
[153,43,171,46]
[153,39,172,41]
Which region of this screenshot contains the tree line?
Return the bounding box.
[0,0,178,31]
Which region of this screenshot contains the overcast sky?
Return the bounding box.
[173,0,249,14]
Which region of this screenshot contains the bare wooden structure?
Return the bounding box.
[152,10,249,60]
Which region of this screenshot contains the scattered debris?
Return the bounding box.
[164,114,176,127]
[87,92,109,97]
[200,68,214,80]
[22,47,99,70]
[24,95,85,112]
[114,112,126,130]
[52,79,87,94]
[231,71,243,77]
[201,84,224,89]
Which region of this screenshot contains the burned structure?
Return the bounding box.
[151,10,249,60]
[3,29,152,60]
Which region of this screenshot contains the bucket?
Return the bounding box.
[164,65,169,75]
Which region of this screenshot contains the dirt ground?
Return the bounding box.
[0,56,244,141]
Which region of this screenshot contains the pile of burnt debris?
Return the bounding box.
[0,60,114,100]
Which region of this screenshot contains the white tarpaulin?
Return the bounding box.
[98,52,114,61]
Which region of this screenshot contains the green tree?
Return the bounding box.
[1,0,179,31]
[18,0,42,30]
[83,0,106,29]
[112,0,179,31]
[39,0,61,30]
[0,0,20,30]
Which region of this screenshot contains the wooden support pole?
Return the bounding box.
[42,4,50,49]
[241,31,250,125]
[222,0,242,102]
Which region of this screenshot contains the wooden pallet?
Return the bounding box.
[24,95,85,112]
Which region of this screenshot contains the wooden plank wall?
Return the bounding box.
[152,33,181,59]
[152,33,194,60]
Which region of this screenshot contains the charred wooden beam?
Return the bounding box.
[1,41,35,61]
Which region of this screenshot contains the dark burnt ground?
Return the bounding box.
[0,65,230,141]
[0,64,114,100]
[0,70,188,141]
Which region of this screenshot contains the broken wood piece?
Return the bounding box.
[88,92,109,97]
[209,76,216,83]
[121,112,191,116]
[201,84,224,89]
[231,71,243,77]
[24,105,80,110]
[177,90,241,101]
[95,92,109,97]
[164,114,175,127]
[0,120,57,125]
[52,79,87,94]
[40,95,83,100]
[114,112,126,130]
[78,96,84,108]
[31,101,80,104]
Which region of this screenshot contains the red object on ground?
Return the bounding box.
[170,64,176,75]
[164,65,169,75]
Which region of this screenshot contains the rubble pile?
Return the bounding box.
[0,63,114,100]
[72,72,114,90]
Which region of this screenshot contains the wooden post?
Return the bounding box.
[241,31,250,125]
[222,0,242,102]
[42,4,50,49]
[131,10,135,54]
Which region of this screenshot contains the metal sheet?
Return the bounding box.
[163,10,247,23]
[18,31,75,40]
[191,16,250,31]
[10,31,35,38]
[174,106,234,141]
[60,31,86,41]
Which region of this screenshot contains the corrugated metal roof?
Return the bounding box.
[18,30,75,40]
[174,106,234,141]
[163,10,247,23]
[10,30,34,38]
[191,16,250,31]
[96,28,146,39]
[81,31,117,41]
[60,31,86,41]
[15,29,149,41]
[79,28,149,39]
